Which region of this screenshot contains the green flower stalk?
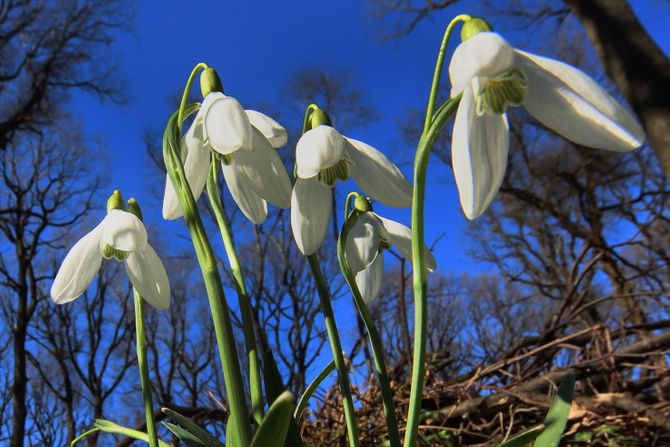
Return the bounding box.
[127,198,160,447]
[403,15,470,447]
[163,63,251,445]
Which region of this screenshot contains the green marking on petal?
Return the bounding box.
[317,157,351,186]
[216,152,234,165]
[102,244,129,261]
[476,68,528,115]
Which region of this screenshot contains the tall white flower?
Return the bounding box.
[162,92,292,224]
[292,125,413,255]
[448,31,645,220]
[51,209,171,309]
[345,211,436,303]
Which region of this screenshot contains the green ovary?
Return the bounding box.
[476,68,528,115]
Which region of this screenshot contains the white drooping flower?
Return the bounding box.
[448,31,645,220]
[345,211,436,303]
[291,125,413,255]
[162,92,292,224]
[51,209,171,309]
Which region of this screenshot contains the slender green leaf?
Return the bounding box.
[162,408,225,447]
[92,419,170,447]
[534,370,576,447]
[294,359,335,421]
[262,348,305,447]
[163,422,207,447]
[250,391,294,447]
[497,425,545,447]
[226,413,239,447]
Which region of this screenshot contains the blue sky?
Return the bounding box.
[68,1,670,368]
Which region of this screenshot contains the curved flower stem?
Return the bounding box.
[403,97,461,447]
[164,102,251,446]
[337,210,401,447]
[178,62,209,134]
[133,290,159,447]
[423,14,470,134]
[206,161,264,425]
[306,253,360,447]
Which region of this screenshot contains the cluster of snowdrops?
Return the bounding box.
[51,16,644,447]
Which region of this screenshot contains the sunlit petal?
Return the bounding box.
[449,32,516,97]
[246,110,288,148]
[296,126,346,179]
[376,214,436,272]
[345,213,384,273]
[290,177,332,255]
[517,50,644,151]
[50,224,104,304]
[221,160,268,225]
[203,94,252,155]
[232,128,292,208]
[162,120,211,220]
[125,244,171,310]
[452,86,509,220]
[101,209,148,252]
[355,254,384,303]
[346,138,412,207]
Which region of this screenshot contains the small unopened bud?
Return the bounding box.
[107,189,126,213]
[461,17,492,41]
[200,67,224,98]
[127,198,143,222]
[353,195,372,213]
[310,108,332,128]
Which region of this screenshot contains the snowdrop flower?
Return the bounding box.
[292,124,413,255]
[51,208,170,309]
[345,204,436,303]
[162,91,292,224]
[448,30,645,220]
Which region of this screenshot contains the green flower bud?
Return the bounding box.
[106,189,126,213]
[353,195,372,213]
[461,17,492,41]
[200,67,224,98]
[127,198,143,222]
[310,108,332,128]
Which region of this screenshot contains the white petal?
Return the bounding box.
[449,32,516,97]
[345,213,385,273]
[296,126,346,179]
[290,177,332,255]
[517,50,644,151]
[101,209,148,252]
[162,120,211,220]
[232,128,292,208]
[355,254,384,304]
[452,86,509,220]
[51,224,104,304]
[376,214,437,272]
[203,94,252,155]
[125,244,170,310]
[246,110,288,148]
[221,160,268,224]
[346,138,412,208]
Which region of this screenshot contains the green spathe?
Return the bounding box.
[200,66,223,98]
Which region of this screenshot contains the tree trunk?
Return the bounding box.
[565,0,670,177]
[10,322,27,447]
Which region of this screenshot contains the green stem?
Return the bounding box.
[337,211,401,447]
[178,62,209,134]
[133,290,159,447]
[163,103,251,446]
[423,14,470,134]
[306,254,360,447]
[403,97,461,447]
[294,359,336,422]
[206,161,264,425]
